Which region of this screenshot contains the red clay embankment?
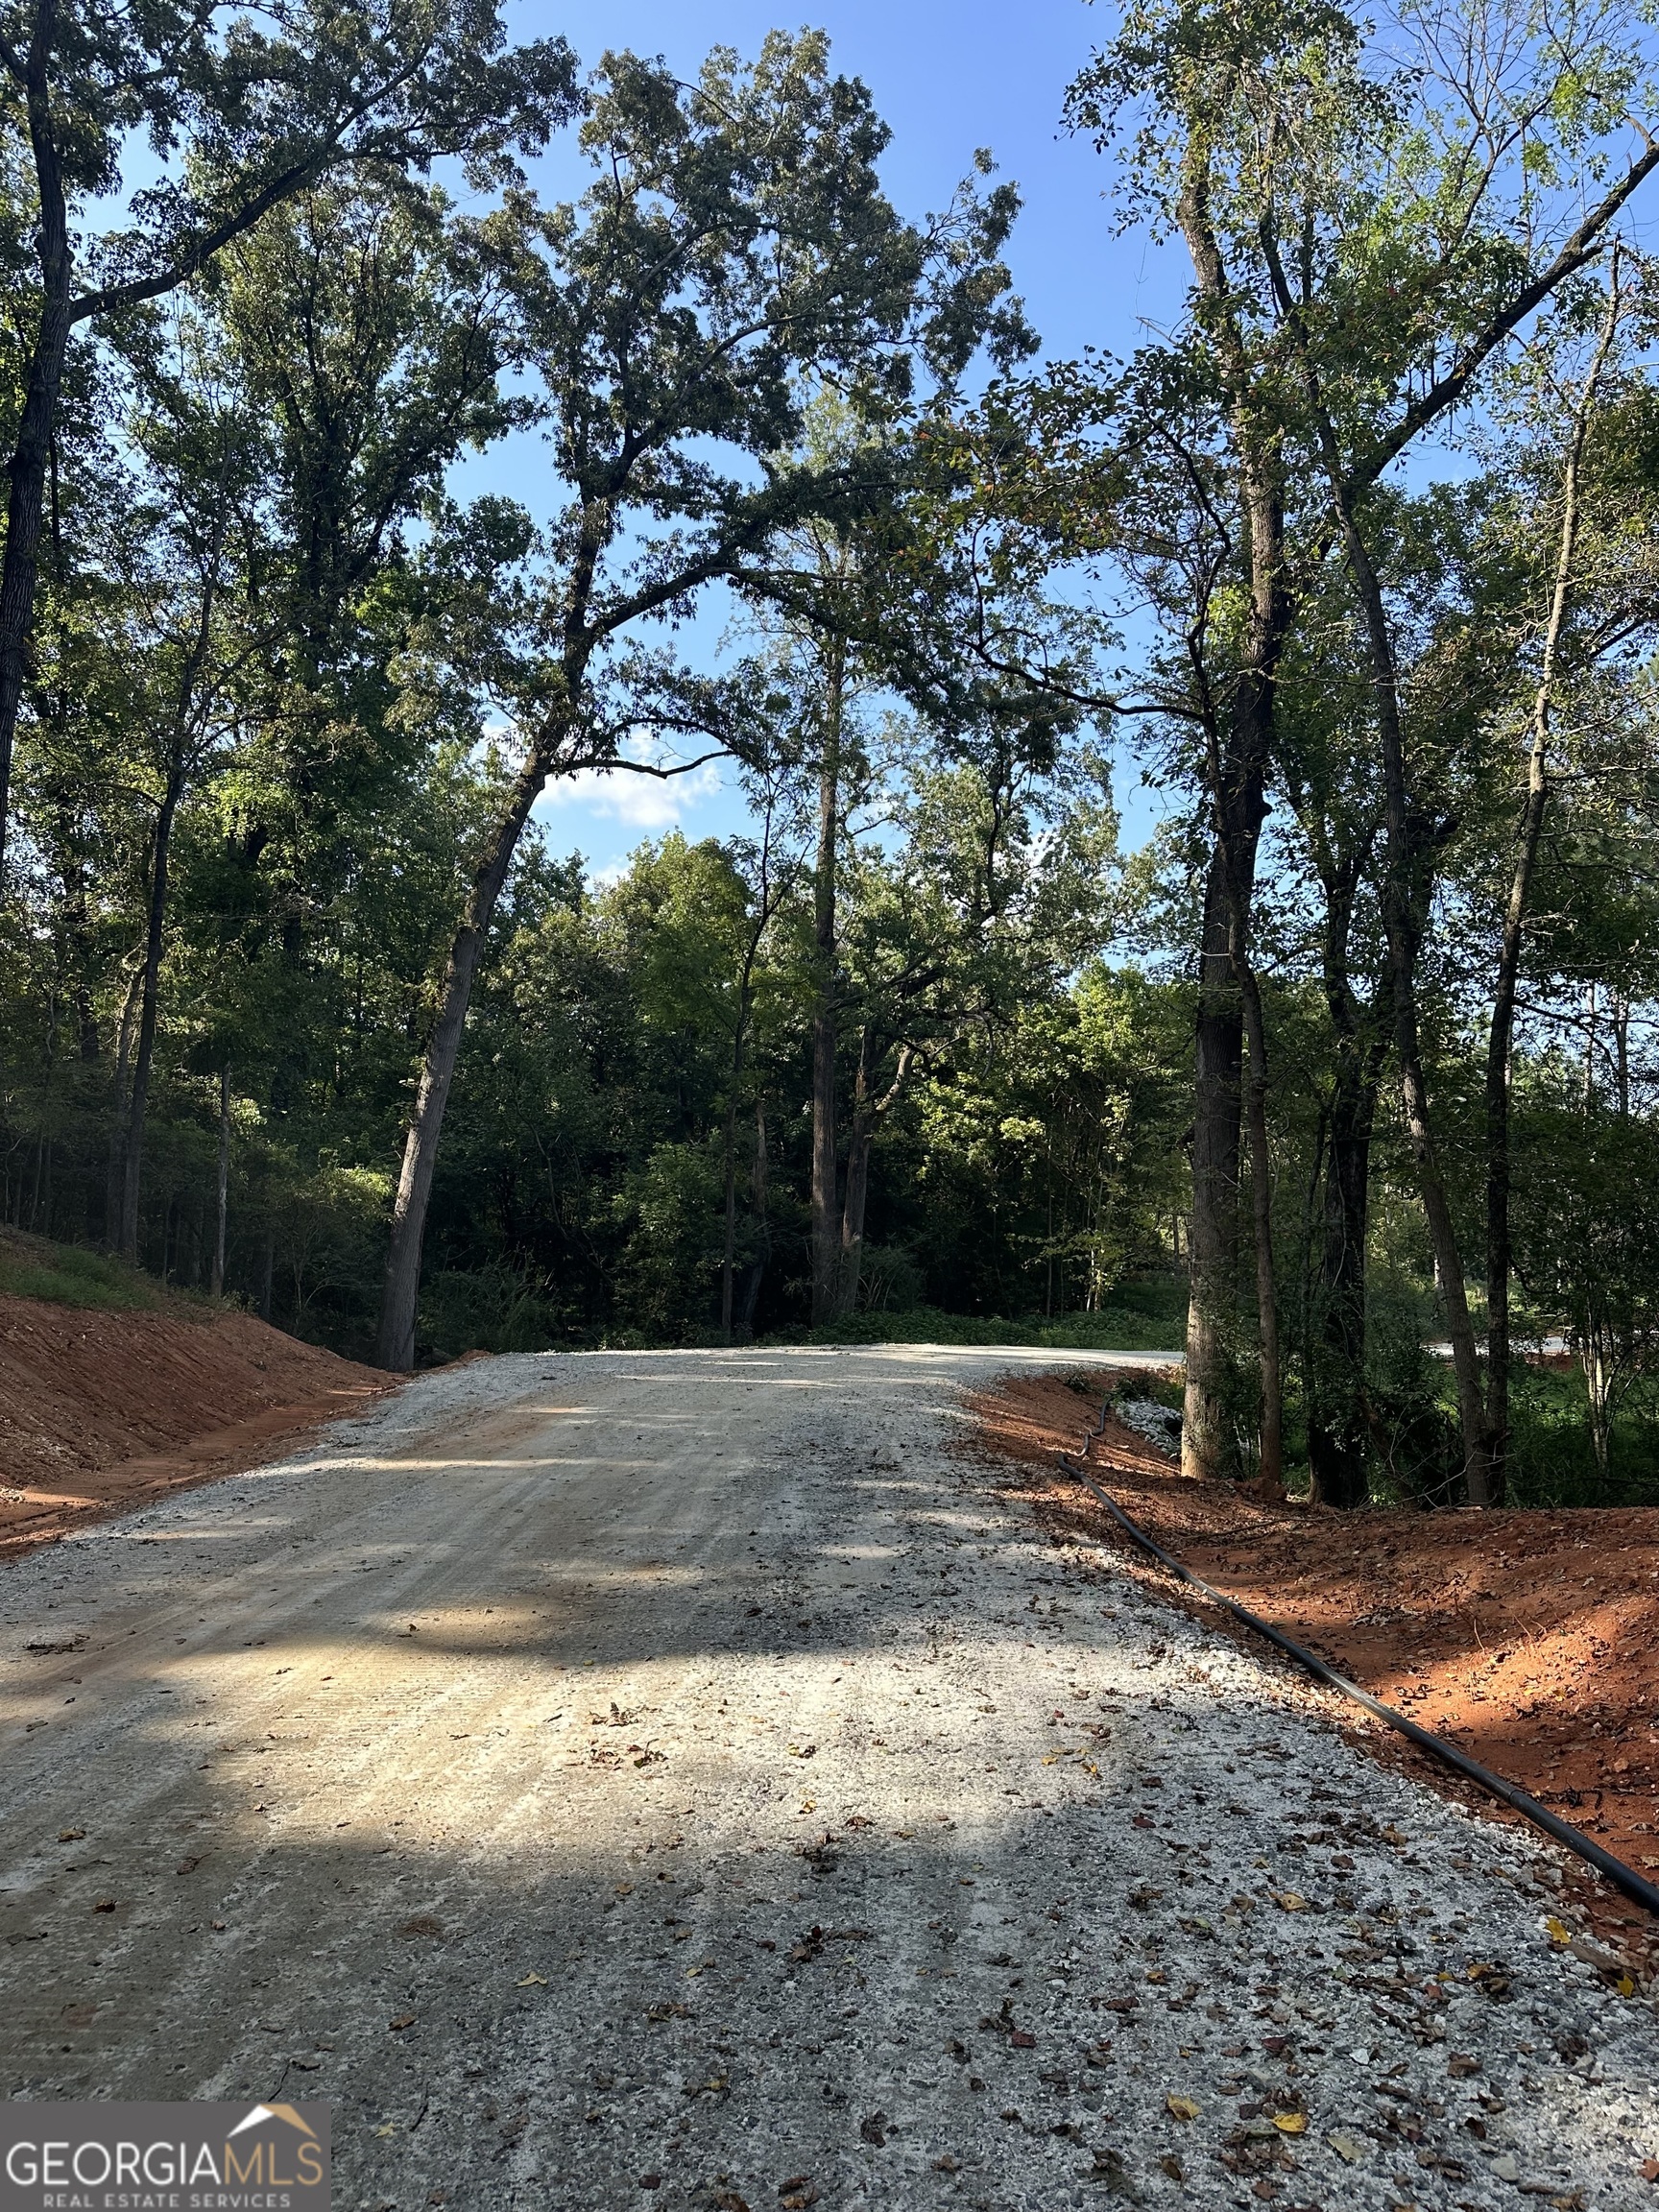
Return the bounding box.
[0,1295,390,1559]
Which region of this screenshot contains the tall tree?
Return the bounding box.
[1069,0,1659,1484]
[373,33,1031,1369]
[0,0,577,881]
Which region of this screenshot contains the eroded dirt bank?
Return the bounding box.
[2,1347,1655,2211]
[0,1293,388,1555]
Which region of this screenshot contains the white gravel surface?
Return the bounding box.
[2,1344,1656,2212]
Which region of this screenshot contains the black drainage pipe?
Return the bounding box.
[1056,1445,1659,1921]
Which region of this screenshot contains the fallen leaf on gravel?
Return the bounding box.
[1272,2113,1307,2134]
[1328,2133,1364,2163]
[1011,2031,1036,2049]
[1381,1824,1408,1847]
[58,1828,85,1842]
[1447,2055,1479,2078]
[517,1973,547,1987]
[401,1915,444,1937]
[1545,1917,1571,1948]
[859,2114,887,2146]
[1273,1892,1309,1912]
[1090,2149,1141,2200]
[373,2125,396,2139]
[645,2002,691,2021]
[711,2194,750,2212]
[91,1898,114,1913]
[1639,2157,1659,2182]
[389,2013,417,2032]
[1159,2155,1183,2181]
[639,2176,661,2192]
[934,2155,961,2174]
[786,1743,816,1759]
[1166,2095,1200,2121]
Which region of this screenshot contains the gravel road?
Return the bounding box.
[2,1345,1656,2211]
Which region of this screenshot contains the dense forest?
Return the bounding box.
[3,0,1659,1509]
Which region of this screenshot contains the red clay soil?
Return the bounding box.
[0,1295,390,1559]
[975,1370,1659,1963]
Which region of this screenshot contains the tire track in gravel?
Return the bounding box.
[2,1346,1656,2212]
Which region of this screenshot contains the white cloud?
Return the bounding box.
[533,737,724,832]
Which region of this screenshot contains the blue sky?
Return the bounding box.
[469,0,1185,879]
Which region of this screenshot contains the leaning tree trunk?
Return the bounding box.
[375,737,558,1370]
[119,781,181,1261]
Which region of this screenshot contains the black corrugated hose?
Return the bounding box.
[1057,1401,1659,1921]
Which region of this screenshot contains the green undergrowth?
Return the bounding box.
[0,1227,165,1312]
[789,1284,1189,1353]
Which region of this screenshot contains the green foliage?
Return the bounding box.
[0,1229,159,1311]
[792,1284,1189,1352]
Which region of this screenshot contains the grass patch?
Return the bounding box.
[0,1229,161,1312]
[786,1288,1188,1354]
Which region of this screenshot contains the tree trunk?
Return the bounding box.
[809,645,844,1325]
[1485,276,1612,1496]
[1175,157,1289,1482]
[212,1063,230,1299]
[375,736,557,1370]
[839,1037,875,1320]
[1186,848,1245,1478]
[0,15,71,885]
[1312,421,1495,1504]
[104,964,140,1247]
[1238,967,1281,1486]
[736,1097,770,1336]
[120,781,181,1261]
[720,1095,739,1342]
[1307,1041,1384,1506]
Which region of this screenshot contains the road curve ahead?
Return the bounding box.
[2,1346,1655,2211]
